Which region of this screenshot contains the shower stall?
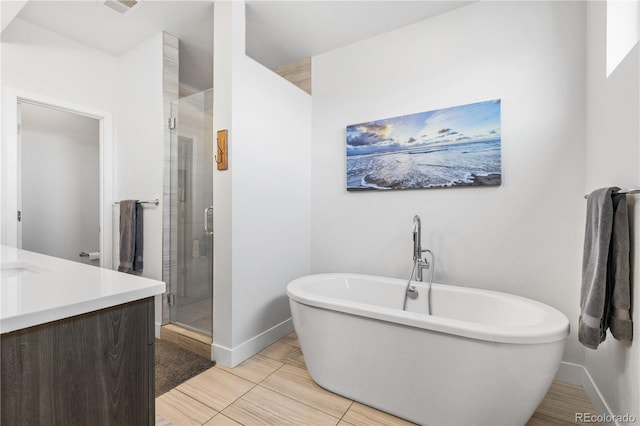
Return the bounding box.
[163,89,214,338]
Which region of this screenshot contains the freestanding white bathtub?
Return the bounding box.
[287,273,569,426]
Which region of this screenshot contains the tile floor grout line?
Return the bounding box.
[339,401,355,422]
[173,387,217,409]
[214,374,263,423]
[252,382,346,422]
[213,356,286,385]
[204,361,287,425]
[258,350,287,363]
[257,362,286,384]
[279,340,298,349]
[252,342,353,422]
[171,369,258,416]
[211,411,249,426]
[165,388,221,423]
[174,352,287,421]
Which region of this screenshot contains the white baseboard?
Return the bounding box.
[555,362,616,426]
[582,368,619,426]
[212,318,294,367]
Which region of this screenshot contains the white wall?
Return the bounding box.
[1,19,164,281]
[115,33,164,282]
[231,45,311,351]
[584,1,640,422]
[213,1,312,366]
[311,1,587,366]
[1,18,119,247]
[20,103,100,265]
[116,33,165,331]
[0,17,118,109]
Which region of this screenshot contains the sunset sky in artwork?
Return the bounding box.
[347,99,501,156]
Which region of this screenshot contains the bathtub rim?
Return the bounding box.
[287,273,570,345]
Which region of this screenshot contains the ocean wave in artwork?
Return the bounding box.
[346,139,501,191]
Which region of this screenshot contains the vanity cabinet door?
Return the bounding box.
[1,297,155,426]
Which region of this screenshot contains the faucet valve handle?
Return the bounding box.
[406,285,419,300]
[419,257,429,269]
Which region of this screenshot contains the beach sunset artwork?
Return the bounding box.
[346,99,502,191]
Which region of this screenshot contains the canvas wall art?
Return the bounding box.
[346,99,501,191]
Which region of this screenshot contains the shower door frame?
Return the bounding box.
[162,89,214,338]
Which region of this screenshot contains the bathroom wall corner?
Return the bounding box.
[584,1,640,422]
[212,0,235,355]
[213,318,294,368]
[212,1,312,367]
[555,362,616,426]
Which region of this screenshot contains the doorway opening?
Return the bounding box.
[19,102,101,266]
[4,91,114,269]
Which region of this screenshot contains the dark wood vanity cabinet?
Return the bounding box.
[1,297,155,426]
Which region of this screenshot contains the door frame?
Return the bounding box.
[5,88,114,268]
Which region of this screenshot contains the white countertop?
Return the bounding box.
[1,245,166,333]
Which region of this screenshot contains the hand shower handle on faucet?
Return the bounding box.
[412,215,431,281]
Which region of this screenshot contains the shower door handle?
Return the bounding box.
[204,206,214,235]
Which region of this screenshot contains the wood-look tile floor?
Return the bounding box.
[156,333,599,426]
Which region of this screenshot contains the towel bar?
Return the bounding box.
[584,188,640,199]
[114,199,159,206]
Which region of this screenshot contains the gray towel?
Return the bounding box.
[118,200,144,275]
[579,187,633,349]
[608,193,633,342]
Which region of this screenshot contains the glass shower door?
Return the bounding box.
[168,89,214,336]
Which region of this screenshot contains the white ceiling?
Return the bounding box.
[7,0,472,91]
[245,1,472,69]
[16,1,212,57]
[13,0,214,93]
